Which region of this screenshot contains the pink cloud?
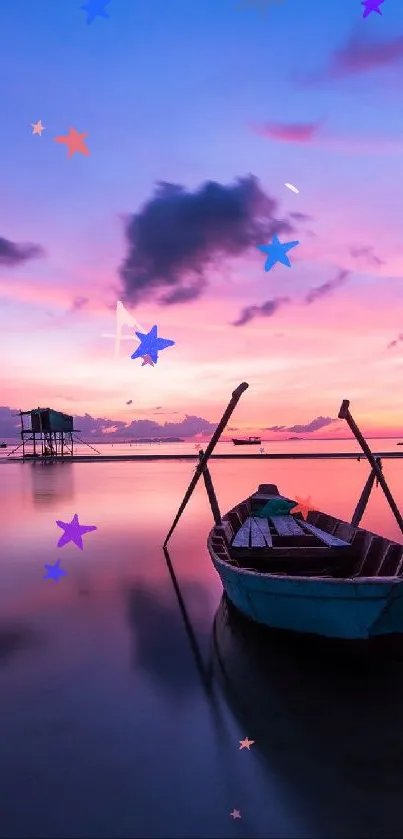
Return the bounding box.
[251,121,403,156]
[251,121,320,143]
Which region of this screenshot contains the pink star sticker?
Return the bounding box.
[56,513,97,550]
[141,355,155,367]
[230,809,242,819]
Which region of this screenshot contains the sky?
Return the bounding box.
[1,0,403,441]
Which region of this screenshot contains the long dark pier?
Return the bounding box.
[3,451,403,464]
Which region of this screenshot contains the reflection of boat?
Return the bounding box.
[207,483,403,644]
[211,594,403,838]
[232,436,261,446]
[397,443,403,446]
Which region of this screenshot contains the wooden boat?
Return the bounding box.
[232,436,261,445]
[207,483,403,643]
[165,384,403,646]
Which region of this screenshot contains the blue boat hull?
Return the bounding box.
[212,555,403,641]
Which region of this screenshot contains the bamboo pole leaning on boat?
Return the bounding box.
[198,449,222,526]
[163,382,249,547]
[351,457,382,528]
[339,399,403,535]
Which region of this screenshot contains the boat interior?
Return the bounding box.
[209,484,403,579]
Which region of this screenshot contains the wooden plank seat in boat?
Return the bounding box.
[270,515,305,537]
[230,513,355,576]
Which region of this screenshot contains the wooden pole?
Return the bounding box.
[339,400,403,534]
[163,382,249,547]
[198,449,222,526]
[351,457,381,528]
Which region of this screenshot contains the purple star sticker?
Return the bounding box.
[361,0,384,18]
[56,513,97,550]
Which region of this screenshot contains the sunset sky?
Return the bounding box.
[1,0,403,440]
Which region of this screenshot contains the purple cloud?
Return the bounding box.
[0,235,45,267]
[304,269,349,305]
[349,246,384,268]
[232,296,290,327]
[0,408,218,440]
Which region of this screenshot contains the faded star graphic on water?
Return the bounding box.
[56,513,97,550]
[131,326,175,365]
[257,234,299,272]
[361,0,384,17]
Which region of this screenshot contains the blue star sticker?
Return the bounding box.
[80,0,111,24]
[44,559,67,582]
[257,234,299,272]
[131,325,175,365]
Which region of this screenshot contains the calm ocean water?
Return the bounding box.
[1,439,403,838]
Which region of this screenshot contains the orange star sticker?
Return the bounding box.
[239,737,255,750]
[31,120,45,136]
[54,127,90,158]
[230,809,242,819]
[291,495,317,520]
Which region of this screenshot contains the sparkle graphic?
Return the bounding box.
[131,326,175,365]
[361,0,384,17]
[285,182,299,194]
[56,513,97,550]
[239,737,255,750]
[230,809,242,819]
[291,495,317,520]
[44,559,67,582]
[257,235,299,272]
[54,127,90,158]
[31,120,45,136]
[102,301,146,359]
[80,0,111,24]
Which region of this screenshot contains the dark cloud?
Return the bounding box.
[387,334,403,350]
[119,176,295,307]
[232,296,290,327]
[304,269,349,305]
[265,425,286,431]
[349,246,384,268]
[0,407,218,440]
[0,235,45,267]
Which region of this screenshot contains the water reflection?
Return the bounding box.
[211,595,403,839]
[125,579,212,702]
[0,622,41,665]
[29,461,75,506]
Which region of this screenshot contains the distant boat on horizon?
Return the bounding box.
[0,442,7,448]
[232,436,261,446]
